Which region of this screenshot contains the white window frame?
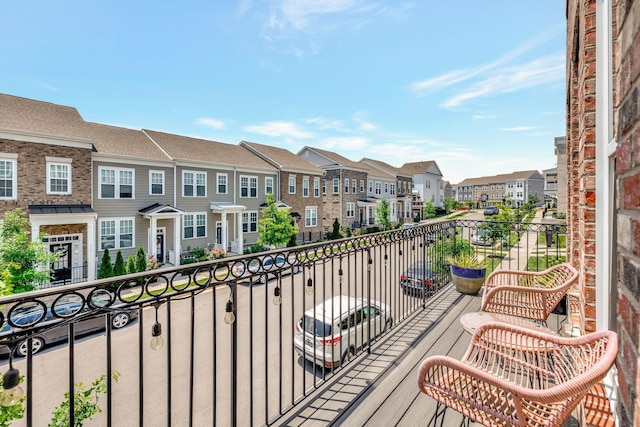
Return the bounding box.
[302,177,310,197]
[46,157,72,195]
[344,178,350,194]
[242,211,258,233]
[305,207,317,227]
[99,217,134,250]
[288,175,296,194]
[360,180,364,192]
[240,175,258,198]
[99,166,135,199]
[322,179,327,195]
[352,180,356,194]
[265,177,274,195]
[182,170,207,197]
[346,202,355,218]
[333,178,339,194]
[369,181,373,193]
[149,170,165,196]
[217,173,228,194]
[183,212,207,239]
[314,178,320,197]
[0,155,17,200]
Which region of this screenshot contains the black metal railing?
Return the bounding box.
[0,217,566,426]
[39,263,88,289]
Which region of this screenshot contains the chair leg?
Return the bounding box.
[427,402,448,427]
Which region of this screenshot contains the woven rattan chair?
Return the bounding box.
[481,262,578,323]
[417,322,618,427]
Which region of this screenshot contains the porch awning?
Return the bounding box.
[356,198,379,207]
[210,202,246,213]
[29,204,95,215]
[138,203,185,218]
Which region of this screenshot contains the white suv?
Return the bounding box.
[294,296,392,368]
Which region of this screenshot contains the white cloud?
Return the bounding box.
[501,126,537,132]
[319,136,368,150]
[306,117,346,131]
[245,121,312,138]
[472,114,499,120]
[196,117,226,129]
[359,122,376,131]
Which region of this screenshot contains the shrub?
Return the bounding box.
[125,255,136,274]
[97,249,114,279]
[134,247,147,273]
[113,251,126,276]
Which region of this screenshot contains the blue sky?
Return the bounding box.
[1,1,566,184]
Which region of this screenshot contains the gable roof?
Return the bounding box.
[399,160,443,177]
[298,146,368,172]
[360,158,412,178]
[0,93,90,141]
[457,170,544,186]
[143,129,276,172]
[357,160,393,179]
[240,141,324,175]
[82,122,171,161]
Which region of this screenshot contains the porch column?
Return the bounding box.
[149,216,158,258]
[221,211,228,252]
[174,216,181,264]
[236,212,244,254]
[87,219,96,281]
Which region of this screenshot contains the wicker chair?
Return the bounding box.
[417,322,618,427]
[481,262,579,323]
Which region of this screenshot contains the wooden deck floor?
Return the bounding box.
[273,284,571,427]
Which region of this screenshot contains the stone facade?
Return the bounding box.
[0,138,92,216]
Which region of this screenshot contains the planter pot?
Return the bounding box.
[450,265,486,295]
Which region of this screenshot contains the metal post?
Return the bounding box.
[229,281,237,427]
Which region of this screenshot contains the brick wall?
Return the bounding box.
[613,0,640,424]
[566,0,597,335]
[0,138,93,217]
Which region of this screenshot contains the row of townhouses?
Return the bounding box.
[0,93,445,285]
[452,170,546,208]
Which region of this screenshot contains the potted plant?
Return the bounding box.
[446,252,486,295]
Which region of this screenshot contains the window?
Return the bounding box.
[242,211,258,232]
[333,178,339,194]
[265,177,274,195]
[384,183,388,194]
[240,175,258,198]
[305,207,317,227]
[314,178,320,197]
[183,171,206,197]
[100,167,134,199]
[360,180,364,192]
[344,178,350,194]
[0,157,16,200]
[426,181,431,189]
[346,202,355,218]
[288,175,296,194]
[47,159,71,194]
[99,218,134,250]
[184,213,206,238]
[369,181,373,192]
[217,173,228,194]
[149,170,164,195]
[302,177,310,197]
[352,180,356,194]
[322,179,327,195]
[390,184,395,195]
[375,182,382,195]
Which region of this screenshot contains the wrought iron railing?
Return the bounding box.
[0,217,566,426]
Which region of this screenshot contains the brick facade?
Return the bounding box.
[322,169,367,230]
[566,0,598,335]
[279,172,325,238]
[612,0,640,425]
[0,138,92,216]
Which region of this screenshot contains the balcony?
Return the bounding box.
[0,215,594,426]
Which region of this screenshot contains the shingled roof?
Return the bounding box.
[82,122,171,161]
[240,141,324,175]
[143,130,277,172]
[300,146,368,172]
[0,93,89,140]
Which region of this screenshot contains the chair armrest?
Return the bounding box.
[484,269,536,290]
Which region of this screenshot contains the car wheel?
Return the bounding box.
[16,337,45,357]
[342,348,355,365]
[112,313,130,329]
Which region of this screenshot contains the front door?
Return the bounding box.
[50,243,72,284]
[156,229,165,263]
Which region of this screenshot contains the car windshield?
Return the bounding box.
[302,316,332,337]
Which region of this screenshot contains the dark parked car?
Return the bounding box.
[0,301,138,357]
[483,206,499,215]
[400,262,441,296]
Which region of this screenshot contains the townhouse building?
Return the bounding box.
[81,122,181,267]
[359,158,413,224]
[0,94,98,284]
[455,170,545,208]
[143,130,278,256]
[399,160,444,209]
[239,141,325,241]
[298,147,368,231]
[542,167,558,204]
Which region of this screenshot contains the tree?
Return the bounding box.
[376,199,392,230]
[0,208,59,293]
[135,247,147,273]
[125,255,136,275]
[113,251,126,276]
[257,193,298,248]
[97,249,114,279]
[423,201,436,220]
[331,218,341,240]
